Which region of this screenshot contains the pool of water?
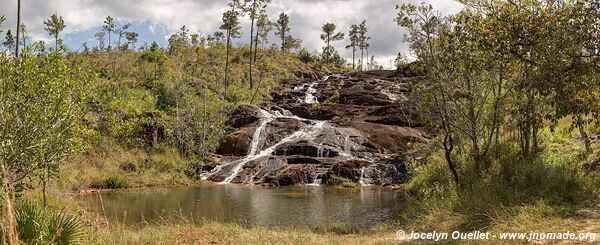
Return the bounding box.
[77,183,406,228]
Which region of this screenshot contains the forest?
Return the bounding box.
[0,0,599,244]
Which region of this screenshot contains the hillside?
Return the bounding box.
[59,45,321,192]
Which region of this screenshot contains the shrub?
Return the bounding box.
[326,175,361,189]
[13,202,85,244]
[91,173,128,189]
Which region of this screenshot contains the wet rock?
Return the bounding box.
[264,118,307,148]
[216,125,256,156]
[205,70,430,186]
[274,141,339,158]
[227,105,260,128]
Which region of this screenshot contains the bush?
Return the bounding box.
[91,173,128,189]
[326,175,361,189]
[12,202,85,244]
[402,139,595,231]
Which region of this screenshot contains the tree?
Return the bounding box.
[116,22,131,50]
[168,25,191,53]
[0,50,85,243]
[394,52,408,69]
[357,20,370,70]
[274,13,290,52]
[395,3,440,62]
[255,13,272,54]
[212,31,225,44]
[95,31,106,50]
[191,34,199,46]
[346,24,360,69]
[140,41,166,80]
[19,23,30,53]
[0,15,5,36]
[125,31,138,49]
[283,35,302,51]
[3,30,15,52]
[15,0,21,58]
[220,1,242,98]
[242,0,270,89]
[44,13,66,52]
[320,23,345,63]
[103,16,116,50]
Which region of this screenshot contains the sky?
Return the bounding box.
[0,0,463,68]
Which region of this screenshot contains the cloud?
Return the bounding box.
[0,0,463,68]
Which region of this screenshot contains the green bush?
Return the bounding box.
[91,173,128,189]
[403,139,595,231]
[326,175,361,189]
[12,202,85,244]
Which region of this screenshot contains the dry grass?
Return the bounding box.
[87,223,400,245]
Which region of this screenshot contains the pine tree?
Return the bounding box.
[346,24,360,69]
[125,31,139,49]
[3,29,15,52]
[274,13,290,52]
[95,31,105,50]
[220,0,243,98]
[320,23,345,63]
[358,20,370,70]
[242,0,270,89]
[103,16,116,50]
[44,13,66,52]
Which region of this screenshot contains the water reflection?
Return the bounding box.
[78,183,406,228]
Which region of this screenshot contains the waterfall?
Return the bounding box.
[203,108,327,184]
[204,75,346,185]
[358,167,368,186]
[305,75,329,104]
[248,110,275,156]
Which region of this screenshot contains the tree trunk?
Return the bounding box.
[224,29,231,98]
[253,26,259,63]
[15,0,21,57]
[248,0,256,89]
[1,165,18,244]
[579,124,592,153]
[443,130,459,185]
[352,48,355,69]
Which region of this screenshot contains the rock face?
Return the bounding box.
[202,70,429,186]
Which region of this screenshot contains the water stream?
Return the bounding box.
[204,76,334,185]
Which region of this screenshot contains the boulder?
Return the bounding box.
[216,125,256,156]
[226,105,260,128]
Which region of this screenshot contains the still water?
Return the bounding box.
[78,183,406,228]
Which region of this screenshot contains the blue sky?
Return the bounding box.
[0,0,463,68]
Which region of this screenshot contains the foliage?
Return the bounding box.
[274,13,290,51]
[91,173,128,189]
[400,0,600,184]
[320,23,345,64]
[43,13,66,51]
[13,202,85,244]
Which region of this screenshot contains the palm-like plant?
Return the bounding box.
[11,202,85,244]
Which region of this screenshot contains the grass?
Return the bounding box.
[57,137,196,193]
[395,118,600,243]
[86,222,400,245]
[326,175,363,189]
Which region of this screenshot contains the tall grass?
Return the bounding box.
[401,136,597,232]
